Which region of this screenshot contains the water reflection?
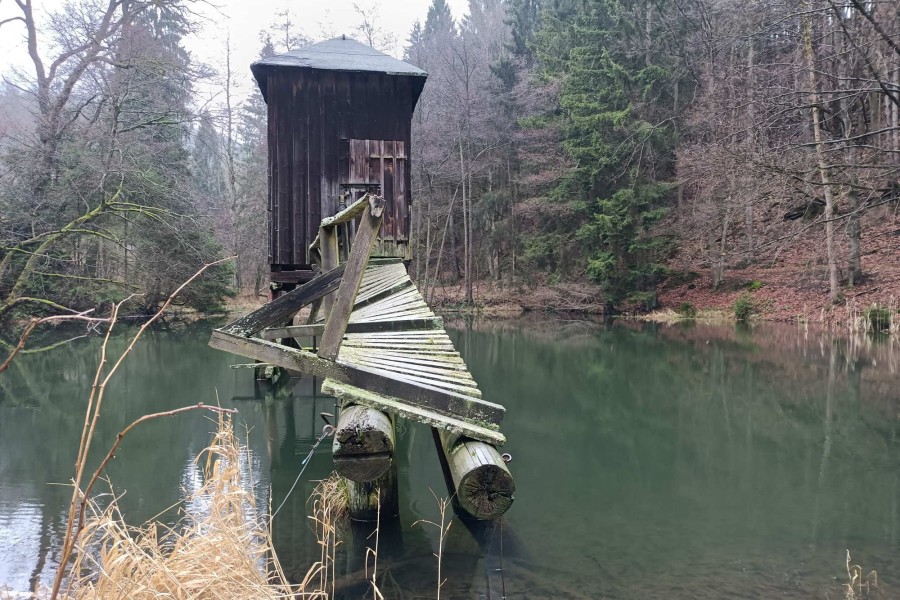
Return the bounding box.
[1,320,898,598]
[0,325,273,593]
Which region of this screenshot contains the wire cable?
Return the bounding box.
[270,422,335,520]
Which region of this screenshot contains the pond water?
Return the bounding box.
[1,318,898,598]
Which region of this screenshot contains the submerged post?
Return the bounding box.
[336,400,400,521]
[346,453,399,521]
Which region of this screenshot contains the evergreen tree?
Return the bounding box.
[505,0,542,64]
[529,0,680,308]
[425,0,455,38]
[192,111,225,199]
[112,4,233,311]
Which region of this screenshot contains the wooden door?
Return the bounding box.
[347,139,408,241]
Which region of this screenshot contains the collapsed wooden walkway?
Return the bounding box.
[209,194,513,520]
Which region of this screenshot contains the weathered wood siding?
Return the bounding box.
[266,69,415,269]
[348,140,407,241]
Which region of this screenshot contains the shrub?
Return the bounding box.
[747,280,764,291]
[626,291,658,312]
[865,305,892,333]
[677,302,697,318]
[733,293,755,322]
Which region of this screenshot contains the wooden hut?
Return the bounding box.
[251,37,427,287]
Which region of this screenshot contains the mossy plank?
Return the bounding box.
[322,378,505,445]
[210,331,504,427]
[222,264,346,337]
[261,317,444,340]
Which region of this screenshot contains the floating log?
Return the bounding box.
[434,429,514,520]
[333,404,395,482]
[347,459,399,521]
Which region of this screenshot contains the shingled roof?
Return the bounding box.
[251,36,427,104]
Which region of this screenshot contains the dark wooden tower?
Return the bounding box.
[251,37,427,286]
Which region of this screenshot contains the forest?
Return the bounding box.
[1,0,898,325]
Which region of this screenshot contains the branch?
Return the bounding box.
[76,403,239,547]
[1,296,85,316]
[49,256,236,600]
[0,15,25,27]
[847,0,900,60]
[826,0,900,109]
[0,187,124,318]
[0,311,103,373]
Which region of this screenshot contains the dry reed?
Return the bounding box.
[305,473,350,597]
[413,491,454,600]
[64,415,298,600]
[3,422,357,600]
[845,297,897,335]
[843,550,878,600]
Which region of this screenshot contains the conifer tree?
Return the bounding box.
[544,0,679,307]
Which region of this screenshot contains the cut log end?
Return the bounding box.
[457,463,515,520]
[334,453,393,483]
[332,404,395,482]
[439,431,515,521]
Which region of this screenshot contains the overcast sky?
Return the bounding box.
[0,0,469,106]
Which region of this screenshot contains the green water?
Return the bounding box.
[1,318,898,598]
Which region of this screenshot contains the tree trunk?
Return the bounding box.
[847,186,862,285]
[744,38,755,263]
[802,3,840,303]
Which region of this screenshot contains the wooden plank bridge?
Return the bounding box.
[210,194,514,520]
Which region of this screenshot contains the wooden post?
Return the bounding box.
[433,428,514,520]
[319,225,339,318]
[346,459,399,521]
[333,404,395,482]
[318,195,385,361]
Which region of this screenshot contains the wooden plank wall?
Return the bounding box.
[266,69,415,269]
[348,140,407,242]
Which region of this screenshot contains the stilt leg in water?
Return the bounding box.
[433,428,514,520]
[346,459,399,521]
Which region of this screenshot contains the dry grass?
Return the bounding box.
[845,297,898,335]
[1,419,357,600]
[640,307,731,324]
[413,492,454,600]
[844,550,878,600]
[63,415,298,600]
[306,472,349,597]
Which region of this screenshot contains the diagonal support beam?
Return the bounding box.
[318,195,385,360]
[220,264,346,337]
